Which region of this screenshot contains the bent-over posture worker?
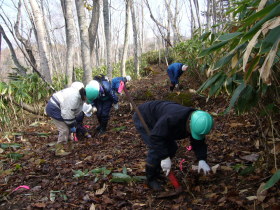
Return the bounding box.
[111,76,131,94]
[46,81,99,156]
[133,100,214,190]
[167,63,188,91]
[89,75,118,135]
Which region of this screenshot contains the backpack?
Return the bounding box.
[94,74,111,95]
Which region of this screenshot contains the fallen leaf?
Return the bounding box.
[89,203,96,210]
[95,183,107,195]
[257,183,267,202]
[246,196,257,201]
[211,164,220,174]
[221,166,233,171]
[32,203,46,208]
[240,153,259,162]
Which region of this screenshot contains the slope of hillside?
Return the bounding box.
[0,64,279,209]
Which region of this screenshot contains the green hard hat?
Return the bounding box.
[190,110,213,140]
[85,80,100,103]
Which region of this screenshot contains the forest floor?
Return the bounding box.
[0,64,279,210]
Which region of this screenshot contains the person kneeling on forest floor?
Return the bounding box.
[167,63,188,91]
[133,100,214,191]
[45,81,99,156]
[87,75,118,136]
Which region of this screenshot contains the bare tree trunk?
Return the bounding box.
[120,0,131,77]
[189,0,195,37]
[103,0,112,79]
[193,0,201,33]
[75,0,92,84]
[206,0,210,30]
[130,0,139,77]
[29,0,53,83]
[212,0,217,33]
[14,0,37,73]
[0,24,26,76]
[89,0,100,62]
[61,0,76,86]
[164,0,181,44]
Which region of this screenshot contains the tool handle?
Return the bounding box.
[168,171,181,189]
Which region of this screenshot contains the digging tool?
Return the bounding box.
[123,86,182,195]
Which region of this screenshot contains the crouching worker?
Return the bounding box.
[45,81,99,156]
[167,63,188,91]
[75,103,97,138]
[133,100,214,191]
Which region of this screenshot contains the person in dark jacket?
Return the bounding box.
[167,63,188,91]
[133,100,214,190]
[91,76,119,135]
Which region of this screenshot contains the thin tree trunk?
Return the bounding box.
[193,0,201,33]
[120,0,131,77]
[29,0,52,83]
[75,0,92,84]
[61,0,76,86]
[89,0,100,63]
[14,0,37,72]
[0,24,26,76]
[130,0,139,77]
[103,0,112,79]
[189,0,195,37]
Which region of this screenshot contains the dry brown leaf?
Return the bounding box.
[32,203,46,208]
[257,182,267,202]
[95,183,107,195]
[89,203,96,210]
[221,166,233,171]
[240,153,259,162]
[257,0,268,12]
[270,143,280,155]
[211,164,220,174]
[246,196,257,201]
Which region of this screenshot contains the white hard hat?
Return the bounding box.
[83,103,93,117]
[71,81,84,90]
[126,76,131,81]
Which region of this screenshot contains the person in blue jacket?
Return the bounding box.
[111,76,131,93]
[167,63,188,91]
[133,100,214,191]
[91,75,119,135]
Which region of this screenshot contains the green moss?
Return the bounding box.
[165,92,193,107]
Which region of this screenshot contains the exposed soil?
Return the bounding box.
[0,64,279,209]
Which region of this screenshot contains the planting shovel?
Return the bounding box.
[123,86,182,196]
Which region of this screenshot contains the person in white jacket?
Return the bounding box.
[45,81,99,156]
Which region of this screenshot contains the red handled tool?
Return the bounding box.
[168,171,181,189]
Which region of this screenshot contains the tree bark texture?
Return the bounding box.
[130,0,139,77]
[89,0,100,62]
[75,0,92,85]
[61,0,76,86]
[29,0,53,83]
[120,0,131,77]
[103,0,112,79]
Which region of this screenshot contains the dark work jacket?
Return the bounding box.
[167,63,184,85]
[136,100,207,161]
[94,80,118,104]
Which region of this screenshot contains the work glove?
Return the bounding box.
[113,103,119,110]
[175,84,179,89]
[92,106,97,114]
[161,157,172,176]
[70,127,76,133]
[198,160,210,175]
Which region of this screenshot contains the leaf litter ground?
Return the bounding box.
[0,65,279,209]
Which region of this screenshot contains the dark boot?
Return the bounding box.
[146,165,162,191]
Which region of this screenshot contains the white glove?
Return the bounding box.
[198,160,210,175]
[161,157,171,176]
[113,103,119,110]
[175,84,178,88]
[92,106,97,114]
